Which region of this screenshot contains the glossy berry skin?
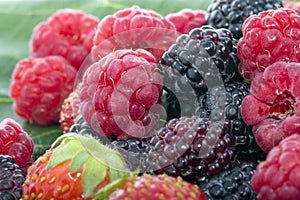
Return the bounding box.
[237,8,300,80]
[30,9,99,70]
[10,56,77,126]
[91,6,177,62]
[0,118,34,172]
[241,61,300,152]
[108,174,208,200]
[79,49,163,139]
[205,0,283,39]
[199,162,257,200]
[166,9,207,34]
[160,25,243,119]
[251,134,300,200]
[22,150,99,200]
[143,116,236,184]
[197,82,265,161]
[0,155,25,200]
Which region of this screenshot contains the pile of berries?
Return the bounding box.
[5,0,300,199]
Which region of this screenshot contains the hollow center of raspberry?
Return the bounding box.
[269,91,295,120]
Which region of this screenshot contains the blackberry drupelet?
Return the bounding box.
[69,115,116,144]
[199,162,257,200]
[205,0,283,39]
[159,25,243,119]
[143,116,236,184]
[111,138,151,172]
[0,155,26,200]
[197,82,266,161]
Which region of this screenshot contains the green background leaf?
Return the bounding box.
[0,0,210,156]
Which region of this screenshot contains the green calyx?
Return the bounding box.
[46,133,130,198]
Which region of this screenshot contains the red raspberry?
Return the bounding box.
[59,83,81,133]
[165,9,206,34]
[251,134,300,200]
[241,61,300,152]
[0,118,34,172]
[283,1,300,14]
[79,49,163,139]
[10,56,77,126]
[91,6,177,62]
[30,9,99,70]
[237,8,300,80]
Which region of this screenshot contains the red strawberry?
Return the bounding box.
[22,133,129,199]
[99,174,207,200]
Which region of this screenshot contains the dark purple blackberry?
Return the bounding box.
[111,138,151,172]
[196,82,266,161]
[69,115,116,144]
[199,162,257,200]
[160,25,243,119]
[0,155,25,200]
[205,0,283,39]
[143,116,236,184]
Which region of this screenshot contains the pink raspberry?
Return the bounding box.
[251,134,300,200]
[0,118,34,173]
[283,1,300,14]
[91,6,177,62]
[79,49,163,139]
[59,83,82,133]
[30,9,99,70]
[165,9,206,34]
[241,61,300,152]
[10,56,77,126]
[237,8,300,80]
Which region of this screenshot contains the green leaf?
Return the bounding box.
[83,156,108,198]
[47,139,83,169]
[70,150,91,173]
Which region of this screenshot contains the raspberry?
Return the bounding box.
[79,49,163,139]
[241,61,300,152]
[165,9,207,34]
[0,155,26,200]
[143,116,236,184]
[10,56,77,126]
[251,134,300,200]
[283,1,300,14]
[91,6,177,62]
[59,83,81,133]
[197,82,266,161]
[205,0,283,39]
[199,162,257,200]
[0,118,34,172]
[30,9,99,70]
[160,25,243,119]
[237,7,300,80]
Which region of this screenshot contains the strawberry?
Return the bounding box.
[21,133,130,199]
[96,173,207,200]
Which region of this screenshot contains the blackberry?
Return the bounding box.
[0,155,26,200]
[69,115,116,144]
[111,138,151,172]
[199,162,257,200]
[159,26,243,119]
[197,82,266,161]
[143,116,236,184]
[205,0,283,39]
